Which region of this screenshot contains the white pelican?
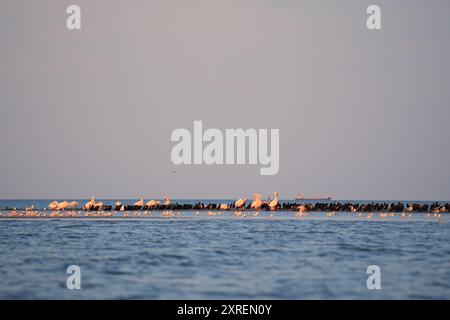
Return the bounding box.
[134,198,144,208]
[57,201,69,210]
[93,201,104,211]
[250,194,263,210]
[146,200,160,207]
[68,201,79,209]
[234,197,247,209]
[83,197,95,210]
[163,196,171,205]
[48,201,59,211]
[268,192,279,211]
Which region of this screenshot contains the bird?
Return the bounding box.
[234,197,247,209]
[134,198,144,208]
[146,199,160,207]
[67,201,79,209]
[48,201,59,211]
[57,201,69,211]
[93,201,104,211]
[163,196,171,206]
[115,201,123,211]
[250,194,263,210]
[268,192,279,211]
[83,197,95,211]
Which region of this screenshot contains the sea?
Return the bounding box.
[0,199,449,299]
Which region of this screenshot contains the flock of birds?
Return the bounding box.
[0,192,448,223]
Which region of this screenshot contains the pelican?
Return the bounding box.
[250,194,263,210]
[234,197,247,209]
[268,192,279,211]
[83,197,95,211]
[68,201,79,209]
[163,196,171,205]
[146,200,160,207]
[48,201,59,211]
[134,198,144,208]
[57,201,70,210]
[93,201,104,211]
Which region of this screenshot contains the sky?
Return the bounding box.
[1,0,450,200]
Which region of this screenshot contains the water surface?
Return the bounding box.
[0,208,449,299]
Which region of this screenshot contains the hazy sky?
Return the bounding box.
[1,0,449,200]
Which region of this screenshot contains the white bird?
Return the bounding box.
[234,197,247,209]
[134,198,144,208]
[250,194,263,210]
[146,200,160,207]
[57,201,69,210]
[48,201,59,211]
[83,197,95,210]
[163,196,171,205]
[268,192,279,211]
[68,201,79,209]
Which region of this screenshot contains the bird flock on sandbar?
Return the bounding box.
[0,192,448,223]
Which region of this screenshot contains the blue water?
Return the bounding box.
[0,200,449,299]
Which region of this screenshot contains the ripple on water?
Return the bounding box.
[0,217,449,299]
